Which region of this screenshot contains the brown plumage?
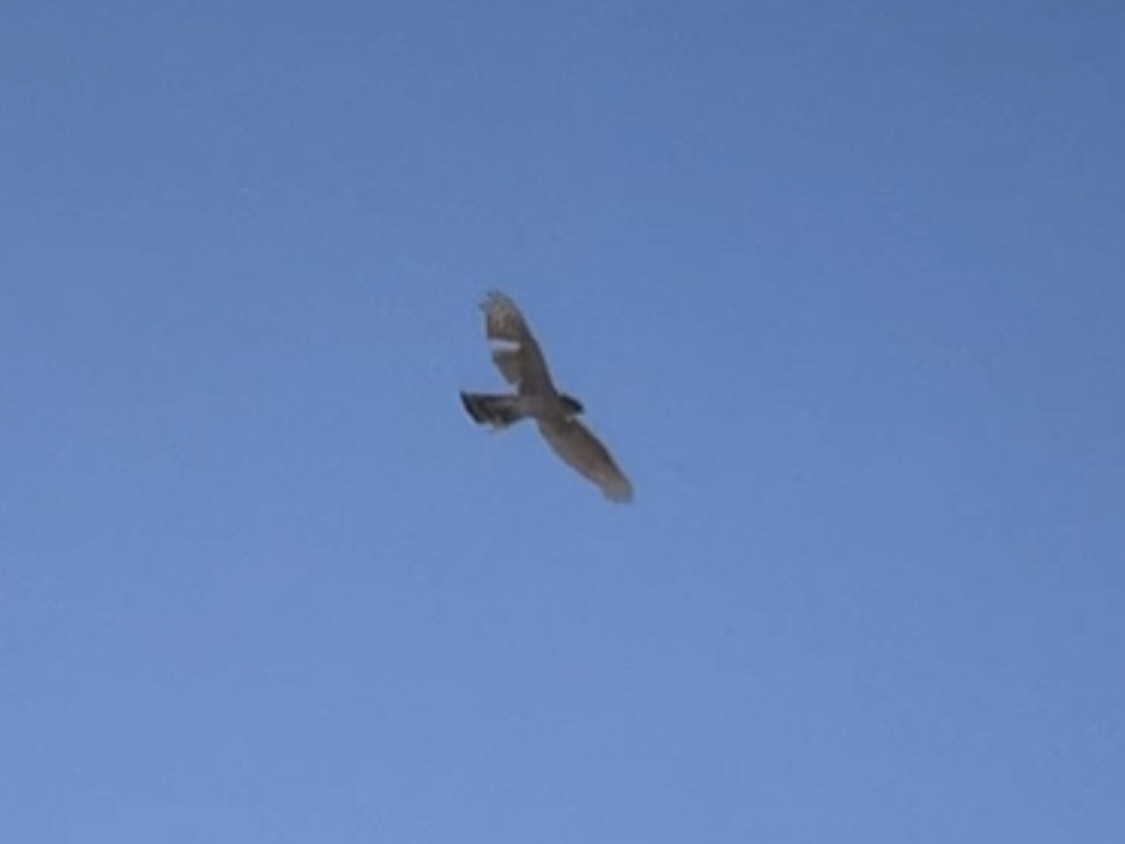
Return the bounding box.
[460,291,633,503]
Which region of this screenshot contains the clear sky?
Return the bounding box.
[3,1,1123,841]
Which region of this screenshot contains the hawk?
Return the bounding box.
[460,290,633,503]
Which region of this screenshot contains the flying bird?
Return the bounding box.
[460,291,633,503]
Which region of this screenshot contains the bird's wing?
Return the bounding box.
[537,417,633,503]
[481,290,555,396]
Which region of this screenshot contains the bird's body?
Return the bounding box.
[460,291,633,503]
[460,391,581,428]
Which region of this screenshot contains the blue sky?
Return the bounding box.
[3,1,1123,841]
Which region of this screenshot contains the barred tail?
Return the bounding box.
[460,392,524,427]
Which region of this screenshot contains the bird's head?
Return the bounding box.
[560,393,585,417]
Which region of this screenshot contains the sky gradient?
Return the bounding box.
[3,1,1124,841]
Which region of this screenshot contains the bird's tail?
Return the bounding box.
[460,392,524,428]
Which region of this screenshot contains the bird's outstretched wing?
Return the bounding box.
[537,417,633,503]
[481,291,555,396]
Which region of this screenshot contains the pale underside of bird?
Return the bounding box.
[460,290,633,503]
